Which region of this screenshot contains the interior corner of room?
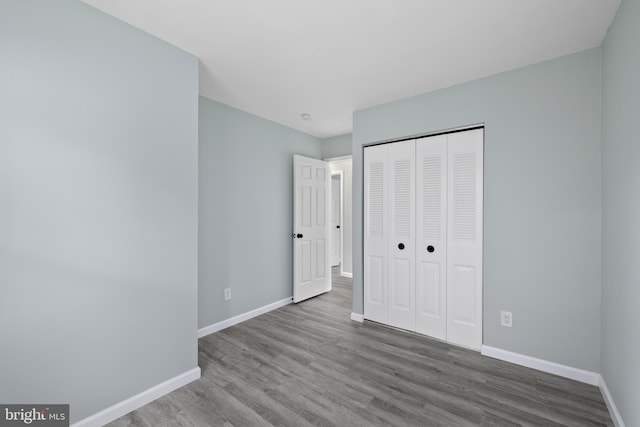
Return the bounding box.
[1,0,638,426]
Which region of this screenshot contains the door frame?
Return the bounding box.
[326,154,352,279]
[330,170,344,269]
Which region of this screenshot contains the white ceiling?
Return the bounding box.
[81,0,620,139]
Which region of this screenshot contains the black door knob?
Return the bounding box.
[398,243,405,250]
[336,225,340,229]
[297,233,303,239]
[427,245,435,253]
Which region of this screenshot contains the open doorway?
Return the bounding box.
[327,156,353,281]
[330,172,342,268]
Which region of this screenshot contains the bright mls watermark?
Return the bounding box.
[0,405,68,426]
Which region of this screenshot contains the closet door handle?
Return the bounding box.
[398,243,405,250]
[427,245,435,253]
[297,233,303,239]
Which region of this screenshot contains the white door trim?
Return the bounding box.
[330,170,343,268]
[324,155,352,162]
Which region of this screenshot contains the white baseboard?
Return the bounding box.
[198,297,292,338]
[482,346,625,425]
[341,272,353,278]
[480,345,600,386]
[72,367,200,427]
[599,376,626,427]
[350,312,364,322]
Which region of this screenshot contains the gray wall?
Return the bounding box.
[322,134,352,159]
[199,97,322,329]
[352,49,602,372]
[602,0,640,424]
[0,1,199,423]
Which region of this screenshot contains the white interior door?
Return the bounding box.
[446,129,483,350]
[293,155,331,303]
[415,135,448,340]
[330,175,341,267]
[387,140,416,331]
[364,144,388,323]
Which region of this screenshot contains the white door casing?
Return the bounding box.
[293,155,331,303]
[415,135,448,340]
[446,129,483,350]
[330,175,341,267]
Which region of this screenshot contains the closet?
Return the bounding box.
[364,128,483,350]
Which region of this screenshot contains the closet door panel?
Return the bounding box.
[415,135,447,340]
[446,129,484,350]
[387,140,416,331]
[364,144,389,323]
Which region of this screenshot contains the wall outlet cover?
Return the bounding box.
[501,310,513,327]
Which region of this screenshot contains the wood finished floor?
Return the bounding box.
[109,267,612,426]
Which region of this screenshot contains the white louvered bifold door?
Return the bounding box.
[364,144,389,324]
[415,135,447,340]
[387,140,416,331]
[364,128,483,351]
[446,129,484,350]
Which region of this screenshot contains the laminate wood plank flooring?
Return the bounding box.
[108,267,613,426]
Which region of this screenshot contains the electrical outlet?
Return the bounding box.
[224,288,231,301]
[501,310,512,327]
